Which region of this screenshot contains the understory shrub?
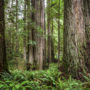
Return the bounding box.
[0,64,90,90]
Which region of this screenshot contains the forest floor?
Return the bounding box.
[0,64,90,90]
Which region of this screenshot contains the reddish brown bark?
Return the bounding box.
[63,0,87,78]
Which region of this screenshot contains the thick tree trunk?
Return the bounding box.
[35,0,44,70]
[83,0,90,72]
[0,0,8,72]
[27,0,34,70]
[63,0,87,78]
[28,0,44,70]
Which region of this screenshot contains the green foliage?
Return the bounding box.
[0,64,89,90]
[56,77,83,90]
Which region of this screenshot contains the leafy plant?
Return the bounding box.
[0,64,89,90]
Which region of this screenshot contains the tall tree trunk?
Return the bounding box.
[15,0,19,69]
[39,0,45,69]
[5,0,12,60]
[23,0,27,62]
[16,0,19,55]
[28,0,45,70]
[0,0,8,72]
[51,19,54,61]
[63,0,87,78]
[83,0,90,72]
[47,0,52,63]
[27,0,34,70]
[43,0,47,68]
[58,0,60,64]
[35,0,44,70]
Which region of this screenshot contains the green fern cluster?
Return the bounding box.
[0,64,90,90]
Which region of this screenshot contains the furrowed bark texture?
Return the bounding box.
[29,0,44,70]
[35,0,44,70]
[63,0,87,77]
[28,0,34,69]
[83,0,90,72]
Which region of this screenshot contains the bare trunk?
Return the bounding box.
[47,0,52,63]
[58,0,60,64]
[23,0,27,62]
[16,0,18,54]
[83,0,90,72]
[51,19,54,61]
[27,0,34,70]
[0,0,8,72]
[43,1,47,68]
[63,0,87,78]
[35,0,44,70]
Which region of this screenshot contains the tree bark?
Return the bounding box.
[63,0,87,78]
[51,19,54,61]
[23,0,27,62]
[15,0,19,56]
[35,0,44,70]
[0,0,8,72]
[28,0,45,70]
[83,0,90,72]
[58,0,60,64]
[47,0,52,63]
[43,0,47,68]
[27,0,34,70]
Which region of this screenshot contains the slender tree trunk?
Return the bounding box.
[0,0,8,72]
[47,0,52,63]
[39,0,45,69]
[23,0,27,62]
[58,0,60,64]
[51,19,54,61]
[43,0,47,68]
[63,0,87,78]
[16,0,19,55]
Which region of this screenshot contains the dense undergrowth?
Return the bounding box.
[0,64,90,90]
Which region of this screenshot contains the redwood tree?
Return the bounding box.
[28,0,45,70]
[47,0,52,63]
[28,0,34,69]
[83,0,90,72]
[35,0,45,70]
[63,0,87,78]
[0,0,8,72]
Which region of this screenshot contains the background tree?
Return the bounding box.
[35,0,45,70]
[23,0,27,62]
[27,0,35,70]
[58,0,61,64]
[47,0,52,63]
